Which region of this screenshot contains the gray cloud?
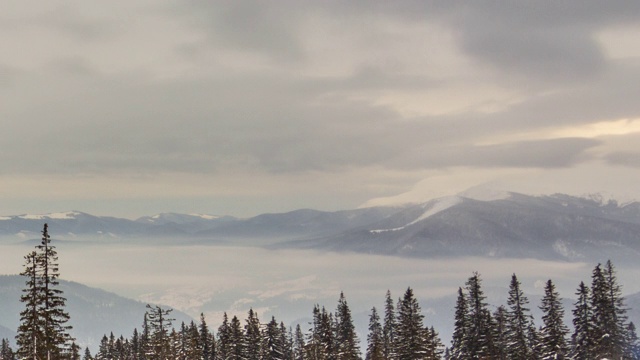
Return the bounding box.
[605,152,640,168]
[1,1,640,215]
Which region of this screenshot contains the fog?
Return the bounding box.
[2,239,639,344]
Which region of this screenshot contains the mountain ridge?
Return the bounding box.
[1,192,639,264]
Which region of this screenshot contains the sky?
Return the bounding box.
[2,1,640,218]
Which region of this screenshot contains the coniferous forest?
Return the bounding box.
[2,224,639,360]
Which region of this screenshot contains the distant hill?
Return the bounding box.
[0,275,192,349]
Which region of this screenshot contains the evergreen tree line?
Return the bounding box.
[72,289,443,360]
[449,260,640,360]
[5,224,640,360]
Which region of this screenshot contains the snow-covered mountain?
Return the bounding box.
[275,192,640,264]
[2,192,640,263]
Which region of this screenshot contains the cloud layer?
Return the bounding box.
[2,1,640,216]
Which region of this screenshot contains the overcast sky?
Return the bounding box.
[2,1,640,218]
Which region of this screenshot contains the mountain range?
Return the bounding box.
[1,192,640,263]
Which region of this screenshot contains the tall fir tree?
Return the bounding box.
[491,305,508,360]
[449,287,468,360]
[217,313,232,360]
[16,251,41,360]
[570,281,594,359]
[464,272,493,359]
[36,223,74,358]
[293,324,305,360]
[383,290,397,360]
[263,317,284,360]
[145,304,174,359]
[424,326,444,359]
[229,315,246,360]
[538,279,568,360]
[199,313,213,360]
[591,261,629,359]
[335,292,360,360]
[505,274,534,360]
[245,309,262,360]
[16,224,73,360]
[395,287,427,360]
[365,307,384,360]
[625,322,640,359]
[0,338,15,360]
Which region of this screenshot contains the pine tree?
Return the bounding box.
[83,347,93,360]
[263,317,284,360]
[281,323,294,360]
[335,292,360,360]
[293,324,305,360]
[395,287,427,360]
[449,287,468,360]
[491,305,508,360]
[538,279,568,360]
[505,274,534,360]
[16,224,73,360]
[145,304,174,359]
[365,307,384,360]
[229,315,245,360]
[625,322,640,359]
[37,223,74,358]
[570,281,594,359]
[200,313,212,360]
[16,251,41,360]
[383,290,397,360]
[590,261,629,359]
[217,313,232,360]
[0,338,15,360]
[464,272,493,359]
[245,309,262,360]
[424,326,444,359]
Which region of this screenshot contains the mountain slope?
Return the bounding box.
[275,193,640,263]
[0,275,192,348]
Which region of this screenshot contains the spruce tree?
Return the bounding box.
[538,279,568,359]
[365,307,384,360]
[335,292,360,360]
[590,261,629,359]
[449,287,468,360]
[424,326,444,359]
[16,251,41,360]
[293,324,305,360]
[263,317,284,360]
[217,313,232,360]
[200,313,212,360]
[383,290,397,360]
[395,287,427,360]
[281,323,294,360]
[505,273,534,360]
[229,315,246,360]
[16,224,73,360]
[145,304,174,359]
[491,305,508,360]
[245,309,262,360]
[464,272,493,358]
[0,338,15,360]
[625,322,640,359]
[570,281,594,359]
